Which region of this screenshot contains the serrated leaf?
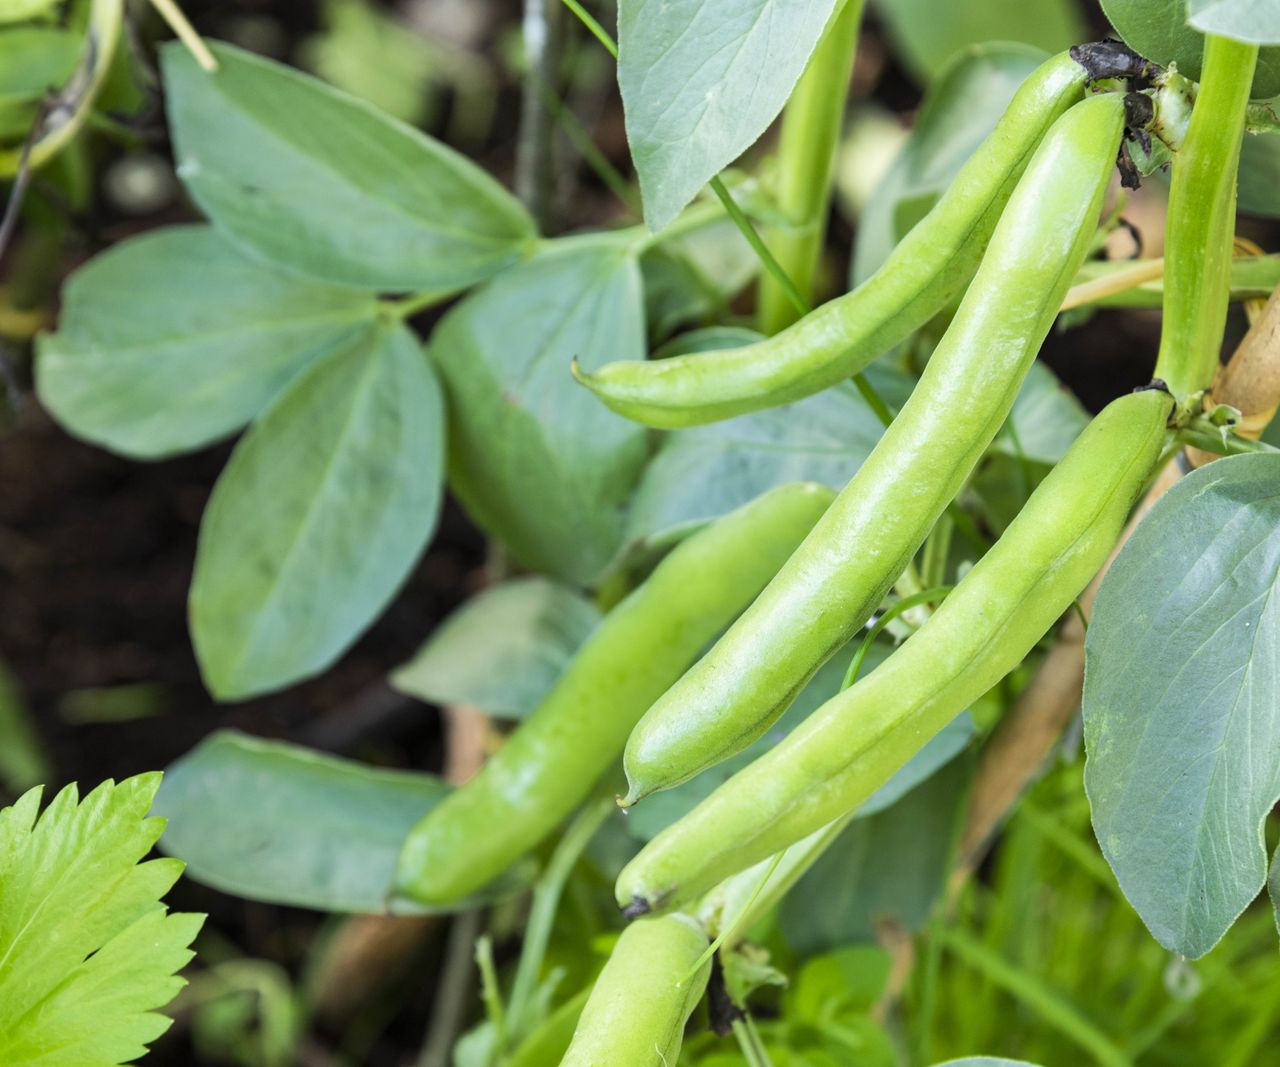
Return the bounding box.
[853,43,1046,284]
[1100,0,1280,97]
[626,366,913,545]
[431,235,647,584]
[618,0,839,230]
[156,731,531,914]
[870,0,1081,82]
[162,40,536,291]
[190,323,444,700]
[37,225,377,459]
[1188,0,1280,45]
[391,577,601,719]
[0,774,202,1067]
[1084,454,1280,958]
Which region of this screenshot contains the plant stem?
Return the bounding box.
[758,0,863,334]
[517,0,563,231]
[1153,34,1258,403]
[504,793,614,1045]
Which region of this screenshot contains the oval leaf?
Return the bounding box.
[155,731,528,913]
[1100,0,1280,97]
[162,40,536,291]
[1188,0,1280,45]
[871,0,1081,82]
[37,225,377,458]
[390,577,601,719]
[1084,454,1280,958]
[431,236,647,584]
[191,323,444,700]
[618,0,839,230]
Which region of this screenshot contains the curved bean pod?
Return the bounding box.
[620,93,1129,806]
[560,914,710,1067]
[393,482,834,905]
[616,387,1173,914]
[573,50,1088,428]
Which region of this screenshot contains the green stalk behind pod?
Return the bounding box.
[620,92,1130,807]
[573,49,1089,427]
[616,387,1174,915]
[392,482,834,906]
[559,915,711,1067]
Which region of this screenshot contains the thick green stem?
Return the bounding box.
[1153,34,1258,402]
[757,0,863,334]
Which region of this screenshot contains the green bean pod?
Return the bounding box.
[393,482,834,905]
[616,387,1173,915]
[619,93,1128,807]
[573,51,1088,429]
[560,915,711,1067]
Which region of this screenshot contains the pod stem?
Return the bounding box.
[1153,34,1259,404]
[757,0,865,334]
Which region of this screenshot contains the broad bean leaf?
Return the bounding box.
[1240,132,1280,217]
[626,366,913,544]
[993,362,1092,466]
[37,225,377,458]
[431,235,647,585]
[1100,0,1280,97]
[1271,845,1280,934]
[155,731,529,913]
[0,775,202,1066]
[1188,0,1280,45]
[618,0,839,230]
[852,43,1047,284]
[641,218,757,341]
[870,0,1081,83]
[162,40,536,290]
[626,638,975,841]
[780,752,973,953]
[390,577,601,719]
[1084,455,1280,958]
[191,324,444,700]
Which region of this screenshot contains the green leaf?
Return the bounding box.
[853,43,1047,283]
[779,752,972,954]
[1270,845,1280,935]
[0,662,50,794]
[390,577,602,719]
[162,40,536,291]
[993,362,1092,466]
[0,0,60,24]
[618,0,840,230]
[0,26,78,138]
[933,1060,1043,1066]
[190,323,444,700]
[1100,0,1280,97]
[870,0,1082,82]
[1188,0,1280,45]
[155,731,528,913]
[626,367,913,545]
[431,236,647,584]
[1240,132,1280,217]
[1084,454,1280,958]
[36,225,378,459]
[641,219,756,341]
[0,774,203,1067]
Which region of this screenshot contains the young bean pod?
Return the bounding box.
[560,914,711,1067]
[572,51,1088,428]
[620,93,1129,806]
[616,387,1174,914]
[393,482,834,905]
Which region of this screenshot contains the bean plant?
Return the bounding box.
[4,0,1280,1064]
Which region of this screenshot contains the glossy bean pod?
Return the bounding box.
[392,482,835,905]
[615,387,1174,914]
[573,51,1088,428]
[559,914,710,1067]
[620,93,1129,806]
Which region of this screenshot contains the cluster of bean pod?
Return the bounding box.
[395,43,1185,1067]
